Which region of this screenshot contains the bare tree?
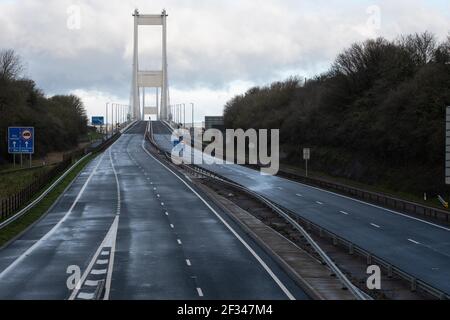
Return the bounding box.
[398,32,437,65]
[0,49,23,80]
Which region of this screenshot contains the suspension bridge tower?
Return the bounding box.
[131,9,170,121]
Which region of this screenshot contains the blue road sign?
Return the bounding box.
[92,116,105,126]
[8,127,34,154]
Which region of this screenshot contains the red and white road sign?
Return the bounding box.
[22,130,32,140]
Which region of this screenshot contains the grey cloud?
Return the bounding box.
[0,0,448,97]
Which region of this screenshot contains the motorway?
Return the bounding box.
[0,122,308,300]
[153,120,450,295]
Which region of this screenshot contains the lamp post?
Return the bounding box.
[190,103,194,164]
[115,103,118,133]
[111,103,114,134]
[190,103,194,129]
[105,102,109,138]
[183,103,186,128]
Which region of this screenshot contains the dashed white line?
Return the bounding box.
[316,201,323,205]
[77,292,95,300]
[289,178,450,232]
[85,280,99,287]
[408,238,420,245]
[196,287,204,297]
[170,224,174,229]
[177,239,182,245]
[370,223,381,229]
[340,211,349,215]
[142,140,296,300]
[90,269,107,275]
[295,193,303,197]
[165,212,169,216]
[186,259,191,266]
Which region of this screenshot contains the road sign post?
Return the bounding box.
[303,148,310,177]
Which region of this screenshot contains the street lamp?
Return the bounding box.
[183,103,186,128]
[190,103,194,129]
[190,103,194,163]
[105,102,109,138]
[111,103,114,134]
[115,103,118,132]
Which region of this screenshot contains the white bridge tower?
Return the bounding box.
[131,9,170,121]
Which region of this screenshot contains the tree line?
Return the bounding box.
[223,32,450,195]
[0,49,88,164]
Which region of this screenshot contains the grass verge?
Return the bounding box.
[0,153,96,248]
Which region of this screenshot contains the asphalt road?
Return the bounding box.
[0,121,307,300]
[154,120,450,295]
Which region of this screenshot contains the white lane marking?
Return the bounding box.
[290,180,450,232]
[156,194,160,198]
[101,251,110,256]
[85,280,99,286]
[0,153,106,280]
[170,224,174,229]
[77,292,95,300]
[165,212,169,216]
[370,223,381,229]
[70,149,121,300]
[296,193,303,197]
[197,288,204,297]
[161,202,165,206]
[141,140,296,300]
[104,147,122,300]
[91,269,107,275]
[96,259,109,265]
[186,259,191,266]
[316,201,323,205]
[340,211,349,215]
[177,239,182,245]
[408,238,420,245]
[277,187,283,190]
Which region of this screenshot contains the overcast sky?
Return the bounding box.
[0,0,449,123]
